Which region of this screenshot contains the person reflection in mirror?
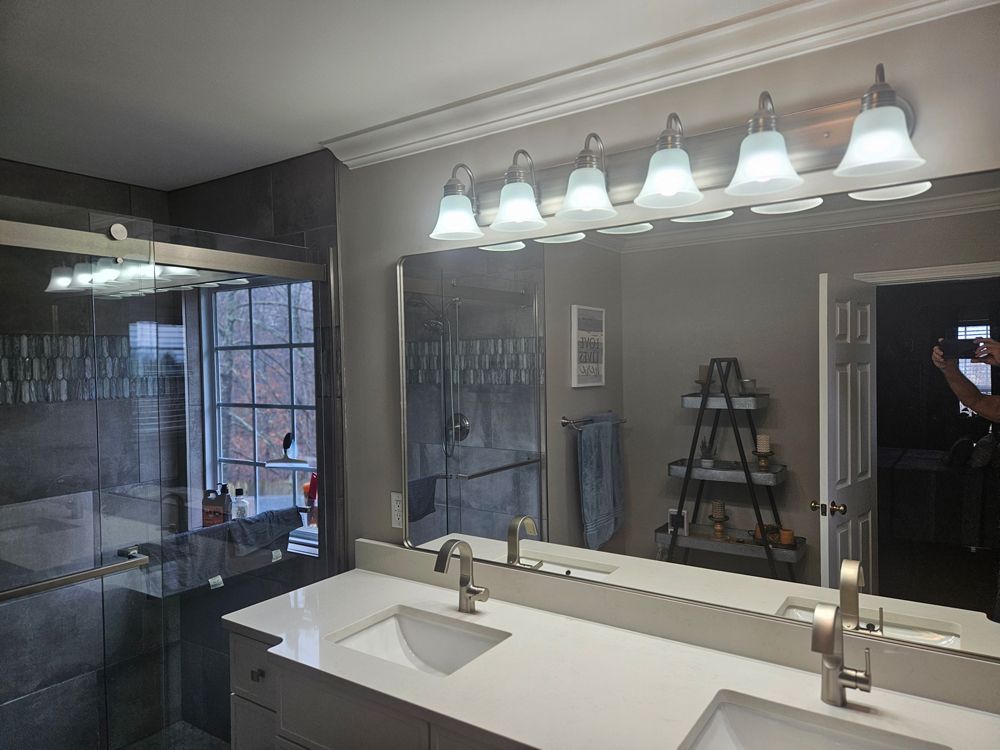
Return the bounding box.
[931,338,1000,422]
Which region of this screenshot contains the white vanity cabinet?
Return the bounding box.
[228,632,526,750]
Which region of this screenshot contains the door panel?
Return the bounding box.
[819,272,878,591]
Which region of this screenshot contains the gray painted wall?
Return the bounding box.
[337,9,1000,560]
[617,210,1000,584]
[544,243,624,550]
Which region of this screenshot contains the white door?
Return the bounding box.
[819,272,878,591]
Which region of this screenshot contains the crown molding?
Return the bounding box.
[854,260,1000,285]
[323,0,995,169]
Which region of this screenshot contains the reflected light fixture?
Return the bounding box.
[597,223,654,235]
[670,210,734,223]
[535,233,586,244]
[848,181,932,202]
[750,197,824,215]
[491,150,546,232]
[726,92,803,196]
[429,163,483,240]
[835,64,925,178]
[70,262,94,289]
[91,257,121,285]
[479,241,526,252]
[45,265,73,292]
[556,133,617,221]
[634,113,703,209]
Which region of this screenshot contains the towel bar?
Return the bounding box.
[561,415,627,432]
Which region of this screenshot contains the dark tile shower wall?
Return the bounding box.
[406,252,545,546]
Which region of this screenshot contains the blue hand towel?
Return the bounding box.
[578,415,624,550]
[408,475,438,522]
[230,507,303,556]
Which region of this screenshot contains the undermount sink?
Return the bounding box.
[498,551,618,581]
[326,605,510,676]
[776,597,961,649]
[680,690,951,750]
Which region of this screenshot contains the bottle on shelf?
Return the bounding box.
[232,487,249,520]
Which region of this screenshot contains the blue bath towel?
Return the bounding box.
[578,414,624,549]
[408,475,438,522]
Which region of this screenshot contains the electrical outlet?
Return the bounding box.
[390,491,403,529]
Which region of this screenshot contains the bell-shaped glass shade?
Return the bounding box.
[834,106,925,177]
[92,257,121,285]
[45,265,74,292]
[429,194,483,240]
[556,167,617,221]
[634,148,703,208]
[70,262,94,289]
[725,131,803,196]
[491,182,546,232]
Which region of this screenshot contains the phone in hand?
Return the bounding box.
[939,339,979,359]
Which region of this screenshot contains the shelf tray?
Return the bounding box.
[655,523,806,563]
[668,458,787,486]
[681,393,770,410]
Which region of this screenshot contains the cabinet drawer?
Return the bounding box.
[231,694,276,750]
[230,634,276,710]
[281,681,429,750]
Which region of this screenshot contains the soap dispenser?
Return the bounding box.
[232,487,249,520]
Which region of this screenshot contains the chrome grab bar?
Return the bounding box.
[0,546,149,604]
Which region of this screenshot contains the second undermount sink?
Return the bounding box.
[501,551,618,581]
[326,605,510,676]
[776,596,961,649]
[680,690,951,750]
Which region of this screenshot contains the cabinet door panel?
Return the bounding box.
[231,634,277,710]
[231,694,277,750]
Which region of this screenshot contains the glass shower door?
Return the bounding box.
[0,235,170,749]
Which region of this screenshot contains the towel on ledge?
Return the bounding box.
[578,413,624,550]
[159,523,230,596]
[230,507,303,557]
[408,475,438,522]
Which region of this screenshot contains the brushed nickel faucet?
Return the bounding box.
[507,515,542,568]
[810,603,873,707]
[840,559,883,634]
[434,539,489,613]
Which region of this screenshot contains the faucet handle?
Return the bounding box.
[842,648,873,693]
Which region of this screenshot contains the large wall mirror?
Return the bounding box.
[399,169,1000,660]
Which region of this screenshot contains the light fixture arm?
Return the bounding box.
[442,162,479,214]
[655,113,685,150]
[575,132,608,172]
[860,62,897,111]
[748,91,779,134]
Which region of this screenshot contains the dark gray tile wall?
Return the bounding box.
[0,671,106,750]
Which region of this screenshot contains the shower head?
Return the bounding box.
[423,319,448,333]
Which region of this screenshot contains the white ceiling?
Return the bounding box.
[0,0,988,190]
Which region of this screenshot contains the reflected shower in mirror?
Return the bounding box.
[400,246,545,548]
[400,170,1000,660]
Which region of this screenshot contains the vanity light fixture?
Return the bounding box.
[847,181,932,202]
[91,257,121,285]
[70,262,94,289]
[670,210,734,223]
[750,197,824,215]
[491,150,546,232]
[45,265,74,292]
[479,241,526,252]
[634,113,703,209]
[597,223,654,235]
[430,163,483,240]
[556,133,617,221]
[726,92,803,196]
[835,64,925,178]
[535,232,587,244]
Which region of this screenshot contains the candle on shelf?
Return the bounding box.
[698,365,709,383]
[756,434,771,453]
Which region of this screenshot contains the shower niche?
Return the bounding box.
[400,246,545,548]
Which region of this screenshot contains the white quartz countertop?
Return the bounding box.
[422,534,1000,658]
[224,568,1000,749]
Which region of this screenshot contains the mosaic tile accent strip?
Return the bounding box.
[405,336,544,386]
[0,334,167,406]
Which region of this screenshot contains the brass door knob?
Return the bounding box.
[829,502,848,515]
[809,501,821,512]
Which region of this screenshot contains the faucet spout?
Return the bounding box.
[506,516,541,567]
[434,539,489,613]
[811,603,872,707]
[839,559,865,631]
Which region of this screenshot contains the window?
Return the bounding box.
[957,322,991,415]
[210,282,317,517]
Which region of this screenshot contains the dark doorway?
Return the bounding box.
[875,277,999,615]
